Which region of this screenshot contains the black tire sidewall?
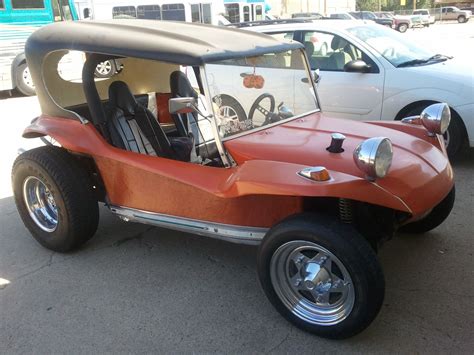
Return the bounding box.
[13,158,75,251]
[398,186,455,234]
[15,62,35,96]
[257,215,385,339]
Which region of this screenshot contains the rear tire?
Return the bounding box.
[14,62,35,96]
[12,146,99,252]
[398,187,455,234]
[257,214,384,339]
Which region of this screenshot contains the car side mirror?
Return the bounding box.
[344,60,371,73]
[169,97,198,114]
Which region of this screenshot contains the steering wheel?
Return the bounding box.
[382,47,395,58]
[248,93,276,125]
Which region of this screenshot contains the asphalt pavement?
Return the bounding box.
[1,22,473,353]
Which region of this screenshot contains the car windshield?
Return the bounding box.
[205,49,319,139]
[347,25,441,67]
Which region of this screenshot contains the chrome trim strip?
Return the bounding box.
[108,205,268,245]
[199,66,233,167]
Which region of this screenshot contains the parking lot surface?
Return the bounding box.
[1,22,473,353]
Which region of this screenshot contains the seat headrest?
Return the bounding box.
[109,81,137,116]
[331,36,348,51]
[170,71,198,99]
[304,41,314,57]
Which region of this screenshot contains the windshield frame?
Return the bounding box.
[203,48,321,145]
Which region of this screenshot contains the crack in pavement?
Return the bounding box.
[265,328,292,354]
[11,250,55,282]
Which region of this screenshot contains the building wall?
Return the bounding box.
[266,0,356,17]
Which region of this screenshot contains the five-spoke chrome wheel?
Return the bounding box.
[270,240,354,326]
[23,176,58,232]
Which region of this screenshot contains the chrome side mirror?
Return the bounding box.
[169,97,197,115]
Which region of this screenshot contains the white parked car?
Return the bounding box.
[244,20,473,157]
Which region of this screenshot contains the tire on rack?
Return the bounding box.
[398,186,455,234]
[12,146,99,252]
[402,104,465,158]
[14,62,35,96]
[257,213,385,339]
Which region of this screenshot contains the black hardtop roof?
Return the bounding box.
[25,19,302,65]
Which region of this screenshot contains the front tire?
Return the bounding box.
[399,186,455,234]
[398,23,408,33]
[458,15,466,23]
[12,146,99,252]
[257,214,384,339]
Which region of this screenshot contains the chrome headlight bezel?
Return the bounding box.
[353,137,393,181]
[420,103,451,136]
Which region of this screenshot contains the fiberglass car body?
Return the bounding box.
[13,20,455,339]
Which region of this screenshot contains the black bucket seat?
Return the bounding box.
[107,81,193,162]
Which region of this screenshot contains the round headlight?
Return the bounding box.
[420,103,451,135]
[353,137,393,181]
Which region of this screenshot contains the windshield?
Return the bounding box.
[205,49,319,139]
[347,25,436,67]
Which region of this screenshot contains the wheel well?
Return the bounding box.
[395,100,468,145]
[302,196,409,251]
[70,152,107,203]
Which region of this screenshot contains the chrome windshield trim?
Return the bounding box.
[109,205,267,245]
[221,109,321,142]
[199,66,233,167]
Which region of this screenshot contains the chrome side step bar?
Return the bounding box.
[108,205,267,245]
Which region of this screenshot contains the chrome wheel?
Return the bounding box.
[23,176,58,232]
[22,66,34,90]
[270,240,355,326]
[219,105,239,121]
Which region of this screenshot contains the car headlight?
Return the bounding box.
[420,103,451,136]
[353,137,393,181]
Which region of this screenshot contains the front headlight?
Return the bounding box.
[420,103,451,136]
[353,137,393,181]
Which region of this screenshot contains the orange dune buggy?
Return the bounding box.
[12,20,454,339]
